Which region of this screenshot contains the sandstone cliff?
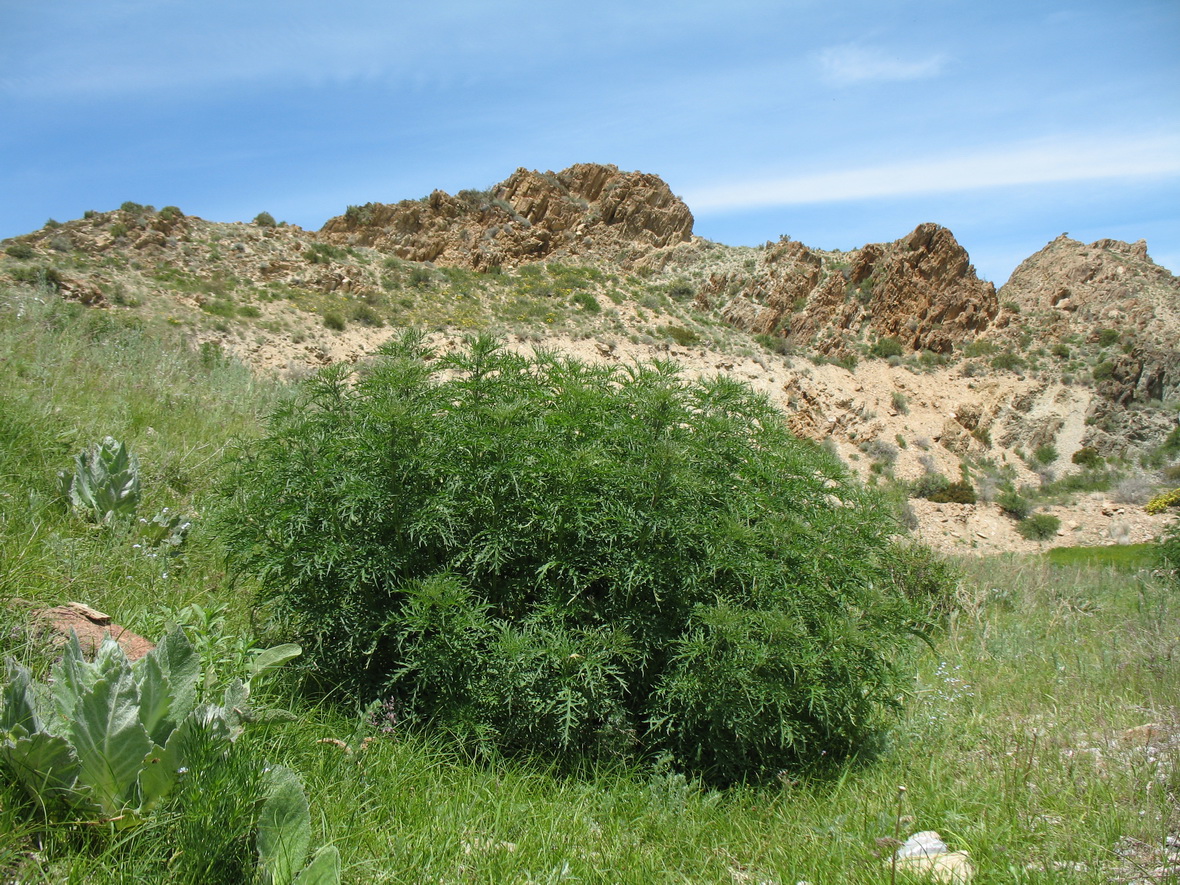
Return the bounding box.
[319,163,694,271]
[695,223,998,357]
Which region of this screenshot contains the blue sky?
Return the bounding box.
[2,0,1178,285]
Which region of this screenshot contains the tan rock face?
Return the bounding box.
[699,224,997,357]
[319,163,694,271]
[998,234,1180,404]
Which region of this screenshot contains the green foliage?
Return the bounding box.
[909,472,950,500]
[926,480,977,505]
[1032,444,1058,466]
[322,311,346,331]
[990,351,1026,372]
[0,628,329,881]
[963,339,998,358]
[753,333,793,356]
[1043,543,1156,570]
[254,212,277,227]
[869,337,903,360]
[10,264,63,291]
[1159,522,1180,586]
[58,436,141,523]
[891,391,909,414]
[1145,488,1180,515]
[571,291,601,314]
[303,243,347,265]
[4,242,34,259]
[157,206,184,223]
[349,303,384,327]
[666,279,695,302]
[1092,360,1116,383]
[658,324,700,347]
[1071,446,1103,468]
[996,490,1033,520]
[221,333,941,782]
[1016,512,1061,541]
[1096,328,1120,347]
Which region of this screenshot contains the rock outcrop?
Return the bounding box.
[320,163,694,271]
[998,234,1180,405]
[697,223,998,356]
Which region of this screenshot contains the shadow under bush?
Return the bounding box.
[219,332,949,783]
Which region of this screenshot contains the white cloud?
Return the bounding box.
[816,43,947,85]
[686,134,1180,212]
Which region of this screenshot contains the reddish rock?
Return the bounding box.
[31,602,155,661]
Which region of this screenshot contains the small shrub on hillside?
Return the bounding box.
[1092,360,1116,383]
[926,479,977,505]
[253,211,277,227]
[349,303,384,327]
[997,490,1033,520]
[5,242,35,259]
[753,334,794,356]
[1113,473,1156,505]
[862,438,898,467]
[1033,444,1059,466]
[1017,512,1061,541]
[1096,329,1120,347]
[304,243,347,265]
[909,472,950,500]
[1071,446,1103,469]
[220,333,946,783]
[667,279,695,301]
[571,291,601,314]
[1145,488,1180,515]
[158,205,184,223]
[659,325,700,347]
[322,311,346,331]
[870,337,903,360]
[990,351,1026,372]
[11,265,63,291]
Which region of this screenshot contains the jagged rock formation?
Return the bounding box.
[997,234,1180,405]
[320,163,694,271]
[696,223,998,356]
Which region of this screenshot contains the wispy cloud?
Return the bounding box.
[686,134,1180,212]
[816,43,948,85]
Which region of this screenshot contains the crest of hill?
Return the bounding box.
[693,222,998,359]
[995,234,1180,407]
[320,163,695,271]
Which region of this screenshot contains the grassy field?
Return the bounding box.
[1,288,1176,883]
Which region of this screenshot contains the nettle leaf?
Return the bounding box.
[69,667,152,817]
[0,732,79,804]
[257,764,311,885]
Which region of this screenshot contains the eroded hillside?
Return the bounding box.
[3,163,1178,554]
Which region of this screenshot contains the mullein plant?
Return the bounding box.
[0,629,339,884]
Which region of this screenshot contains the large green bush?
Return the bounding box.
[220,333,943,782]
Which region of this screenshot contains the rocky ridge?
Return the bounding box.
[320,163,694,272]
[3,163,1178,555]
